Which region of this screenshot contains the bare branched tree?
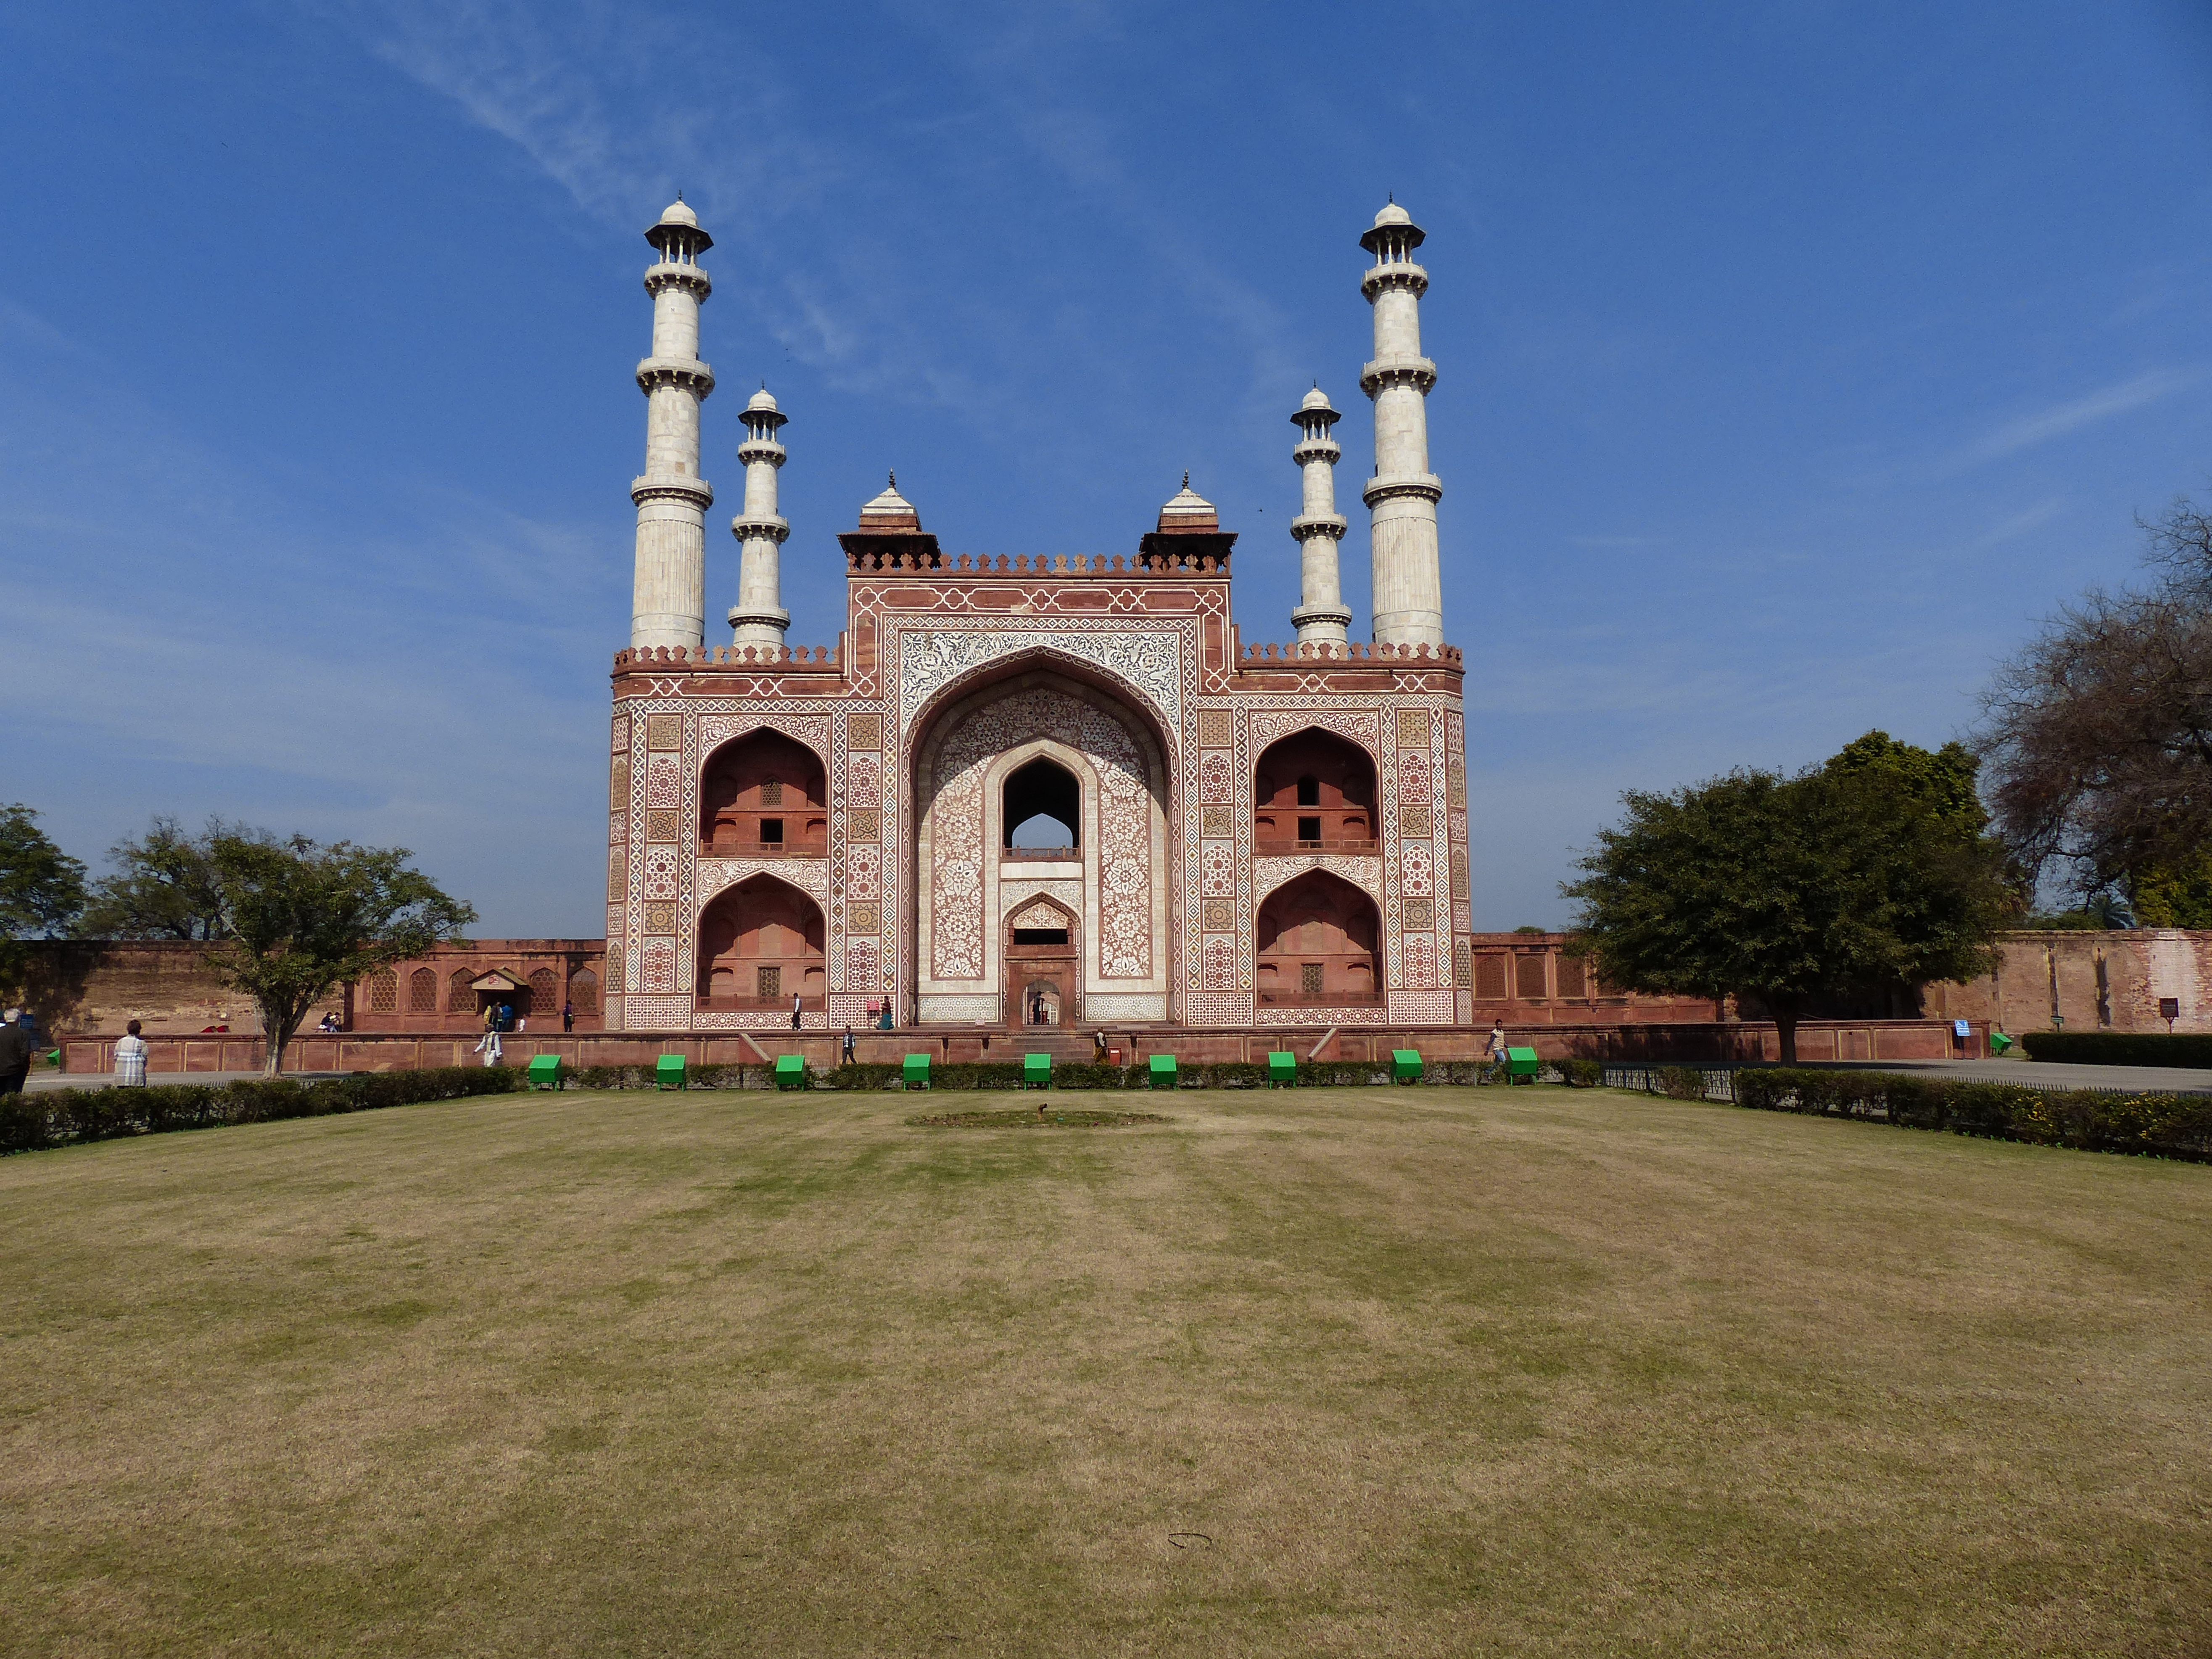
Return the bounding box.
[1977,496,2212,901]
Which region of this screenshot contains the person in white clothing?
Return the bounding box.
[114,1019,148,1087]
[473,1029,503,1067]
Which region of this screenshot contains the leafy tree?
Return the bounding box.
[1977,494,2212,906]
[202,830,475,1076]
[80,815,233,940]
[1562,736,2013,1063]
[1824,730,1988,833]
[0,803,87,991]
[2129,848,2212,928]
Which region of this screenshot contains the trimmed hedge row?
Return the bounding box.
[561,1058,1502,1091]
[1,1066,528,1155]
[2018,1031,2212,1068]
[1733,1067,2212,1162]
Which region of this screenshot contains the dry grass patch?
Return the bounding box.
[2,1086,2209,1657]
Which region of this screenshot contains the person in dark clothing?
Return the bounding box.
[841,1027,856,1065]
[0,1011,33,1096]
[790,992,803,1030]
[562,1000,575,1033]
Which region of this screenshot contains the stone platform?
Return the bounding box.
[55,1017,1988,1078]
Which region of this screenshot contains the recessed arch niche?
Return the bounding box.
[1256,869,1381,1006]
[1254,728,1376,852]
[911,666,1172,1022]
[696,873,827,1007]
[699,729,827,856]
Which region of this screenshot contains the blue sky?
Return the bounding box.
[4,1,2210,935]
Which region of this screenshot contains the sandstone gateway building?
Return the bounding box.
[605,198,1473,1038]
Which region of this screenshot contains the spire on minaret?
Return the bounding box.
[628,199,716,650]
[1289,385,1351,645]
[1359,199,1444,647]
[727,387,791,647]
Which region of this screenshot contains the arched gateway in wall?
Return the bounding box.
[599,198,1473,1034]
[911,667,1173,1025]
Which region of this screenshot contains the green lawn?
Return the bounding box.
[3,1085,2209,1656]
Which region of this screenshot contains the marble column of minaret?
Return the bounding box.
[1288,386,1351,646]
[628,198,716,651]
[728,388,792,647]
[1359,201,1445,647]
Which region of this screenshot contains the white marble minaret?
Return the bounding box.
[1359,201,1445,647]
[628,198,715,651]
[728,388,792,647]
[1289,385,1351,645]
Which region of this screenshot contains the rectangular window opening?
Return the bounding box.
[757,965,781,999]
[1300,962,1325,997]
[759,819,784,845]
[1297,817,1322,842]
[760,779,783,806]
[1013,928,1070,946]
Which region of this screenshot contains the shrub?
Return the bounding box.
[1,1065,527,1155]
[2018,1031,2212,1068]
[1652,1065,1710,1101]
[1557,1059,1604,1088]
[1730,1067,2212,1162]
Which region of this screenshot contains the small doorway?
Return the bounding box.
[1005,898,1078,1027]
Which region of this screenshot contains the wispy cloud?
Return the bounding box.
[1950,368,2200,469]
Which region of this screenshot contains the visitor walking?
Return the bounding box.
[790,991,803,1030]
[1488,1022,1508,1070]
[472,1028,503,1067]
[0,1010,32,1096]
[114,1020,148,1087]
[562,1000,574,1033]
[842,1026,856,1065]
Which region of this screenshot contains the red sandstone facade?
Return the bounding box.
[601,488,1480,1035]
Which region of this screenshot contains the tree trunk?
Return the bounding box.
[262,999,296,1078]
[1769,993,1802,1066]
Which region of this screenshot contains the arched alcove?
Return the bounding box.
[699,729,828,856]
[697,874,827,1007]
[568,967,600,1014]
[1005,894,1080,1025]
[1254,729,1376,852]
[1003,756,1081,850]
[1256,870,1382,1006]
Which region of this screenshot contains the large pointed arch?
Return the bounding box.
[908,663,1174,1023]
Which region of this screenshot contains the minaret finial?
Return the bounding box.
[1182,469,1190,489]
[676,188,684,202]
[889,468,897,489]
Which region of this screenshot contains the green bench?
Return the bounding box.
[903,1053,931,1090]
[774,1054,807,1091]
[1505,1046,1540,1084]
[1392,1048,1423,1083]
[1148,1054,1177,1089]
[655,1054,686,1091]
[526,1054,565,1091]
[1267,1050,1296,1087]
[1024,1053,1051,1089]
